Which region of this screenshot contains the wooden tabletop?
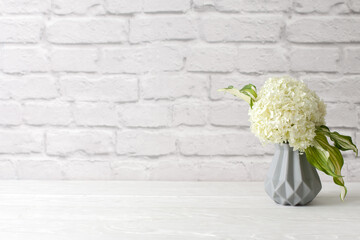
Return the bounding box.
[0,181,359,240]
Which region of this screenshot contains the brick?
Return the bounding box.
[101,46,184,73]
[0,18,43,43]
[301,76,360,103]
[130,17,196,43]
[112,160,149,180]
[0,131,42,154]
[119,104,171,127]
[140,74,208,100]
[197,157,250,181]
[47,130,114,156]
[117,130,176,156]
[143,0,191,12]
[287,18,360,43]
[52,0,103,15]
[104,0,142,14]
[245,156,272,181]
[1,47,49,73]
[326,103,357,128]
[223,0,290,12]
[293,0,348,13]
[200,17,282,42]
[17,160,62,180]
[237,47,288,73]
[0,160,16,179]
[60,76,138,102]
[0,87,10,100]
[24,102,72,126]
[0,102,22,125]
[348,0,360,12]
[347,159,360,181]
[149,158,199,181]
[193,0,216,10]
[194,0,290,12]
[290,48,339,72]
[51,48,98,72]
[187,47,237,72]
[63,161,112,180]
[179,132,263,156]
[173,103,207,126]
[209,102,249,126]
[0,76,58,100]
[344,48,360,73]
[359,107,360,130]
[74,102,118,127]
[0,0,49,13]
[47,19,127,43]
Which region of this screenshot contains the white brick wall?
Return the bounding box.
[0,0,359,181]
[199,17,283,42]
[51,48,98,72]
[2,47,49,73]
[0,17,43,43]
[47,19,128,43]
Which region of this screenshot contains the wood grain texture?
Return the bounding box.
[0,181,359,240]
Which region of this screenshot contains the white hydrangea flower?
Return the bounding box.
[249,77,326,152]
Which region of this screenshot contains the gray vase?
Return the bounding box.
[264,143,322,206]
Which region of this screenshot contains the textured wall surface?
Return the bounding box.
[0,0,359,180]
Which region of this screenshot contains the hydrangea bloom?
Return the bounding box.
[249,77,326,152]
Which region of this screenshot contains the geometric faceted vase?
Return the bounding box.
[265,144,322,206]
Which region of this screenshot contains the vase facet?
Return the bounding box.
[264,144,322,206]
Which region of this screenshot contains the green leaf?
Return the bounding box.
[316,125,358,156]
[313,133,347,200]
[313,125,357,200]
[316,125,331,133]
[334,178,348,201]
[240,84,257,109]
[218,86,251,104]
[305,145,340,178]
[240,84,257,100]
[218,84,257,109]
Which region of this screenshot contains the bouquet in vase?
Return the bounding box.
[219,77,358,202]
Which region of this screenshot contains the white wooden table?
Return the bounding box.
[0,181,359,240]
